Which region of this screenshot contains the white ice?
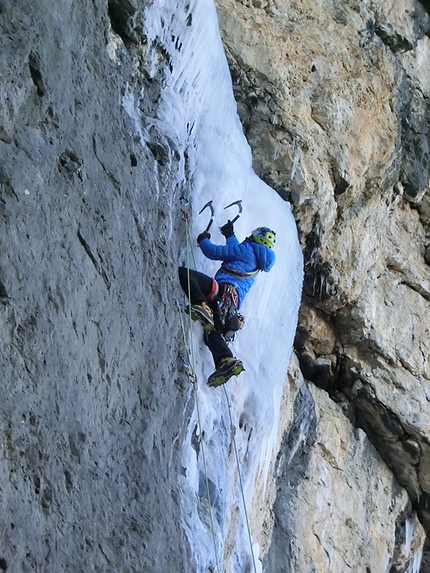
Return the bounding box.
[124,0,303,570]
[405,519,423,573]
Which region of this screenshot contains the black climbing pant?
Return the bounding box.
[178,266,216,305]
[203,329,233,366]
[178,267,240,366]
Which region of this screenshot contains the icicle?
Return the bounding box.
[404,519,423,573]
[290,149,301,181]
[405,518,414,558]
[319,274,325,300]
[406,548,423,573]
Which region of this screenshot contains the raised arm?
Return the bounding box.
[199,235,241,262]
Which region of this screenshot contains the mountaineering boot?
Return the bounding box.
[190,302,214,331]
[207,357,245,388]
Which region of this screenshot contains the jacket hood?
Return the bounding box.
[248,239,276,271]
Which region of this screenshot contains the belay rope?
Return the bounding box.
[223,384,258,573]
[179,197,258,573]
[179,197,221,573]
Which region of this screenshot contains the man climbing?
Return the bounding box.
[178,220,276,387]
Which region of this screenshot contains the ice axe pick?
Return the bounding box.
[224,200,243,224]
[198,200,215,232]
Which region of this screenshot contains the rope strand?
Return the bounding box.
[180,200,256,572]
[223,385,258,573]
[180,212,221,573]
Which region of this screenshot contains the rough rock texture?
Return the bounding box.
[1,0,430,572]
[215,0,430,568]
[260,358,425,573]
[0,0,192,570]
[245,354,426,573]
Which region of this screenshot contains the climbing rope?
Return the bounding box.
[222,385,258,573]
[179,196,257,573]
[179,198,221,573]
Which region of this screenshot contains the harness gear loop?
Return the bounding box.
[215,284,245,344]
[216,284,238,327]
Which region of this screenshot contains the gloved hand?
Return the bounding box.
[197,231,211,244]
[220,220,234,238]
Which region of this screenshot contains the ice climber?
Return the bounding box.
[178,220,276,387]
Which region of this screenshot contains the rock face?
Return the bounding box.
[0,0,192,570]
[215,0,430,568]
[262,358,425,573]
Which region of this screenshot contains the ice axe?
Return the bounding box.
[199,200,215,232]
[223,200,243,224]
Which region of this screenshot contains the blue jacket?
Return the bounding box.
[199,236,275,308]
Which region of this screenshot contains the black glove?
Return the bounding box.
[220,220,234,238]
[197,231,211,244]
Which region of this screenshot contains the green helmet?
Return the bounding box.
[251,227,276,249]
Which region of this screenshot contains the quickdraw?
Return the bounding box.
[215,284,237,324]
[215,284,245,343]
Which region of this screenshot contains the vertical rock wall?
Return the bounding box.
[214,0,430,570]
[263,358,425,573]
[0,1,193,570]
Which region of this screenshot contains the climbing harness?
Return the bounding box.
[215,284,244,331]
[217,284,238,324]
[221,261,260,278]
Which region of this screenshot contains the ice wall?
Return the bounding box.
[141,1,303,570]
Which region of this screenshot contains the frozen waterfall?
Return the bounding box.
[126,0,303,570]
